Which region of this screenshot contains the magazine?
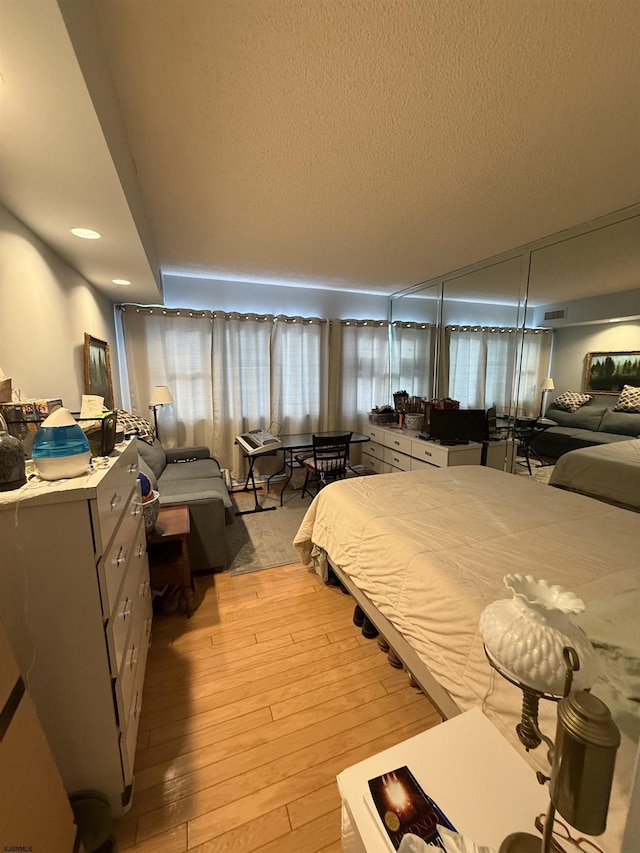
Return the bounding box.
[367,765,456,851]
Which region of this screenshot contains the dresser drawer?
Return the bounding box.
[383,446,411,471]
[383,431,413,455]
[411,439,445,466]
[119,634,150,785]
[92,442,139,555]
[114,577,152,728]
[362,450,385,475]
[362,424,386,443]
[106,518,148,675]
[98,491,144,617]
[364,440,384,462]
[410,456,437,470]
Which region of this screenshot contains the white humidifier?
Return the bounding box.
[32,408,91,480]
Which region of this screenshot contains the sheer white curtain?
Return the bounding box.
[212,313,273,478]
[446,326,552,415]
[515,330,553,417]
[390,323,434,399]
[121,308,213,448]
[270,317,329,435]
[121,308,335,479]
[336,321,391,428]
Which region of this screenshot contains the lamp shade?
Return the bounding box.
[540,377,555,391]
[479,574,598,696]
[149,386,173,405]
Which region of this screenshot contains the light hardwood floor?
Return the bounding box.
[115,562,441,852]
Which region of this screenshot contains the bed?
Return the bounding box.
[549,438,640,511]
[293,466,640,852]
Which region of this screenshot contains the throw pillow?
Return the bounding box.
[551,391,593,413]
[613,385,640,413]
[117,409,155,444]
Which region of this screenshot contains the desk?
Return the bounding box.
[337,708,549,853]
[271,431,370,505]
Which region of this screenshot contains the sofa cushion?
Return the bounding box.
[159,459,223,483]
[137,456,158,491]
[569,431,630,449]
[550,391,593,413]
[599,409,640,437]
[545,405,606,430]
[613,384,640,413]
[136,438,167,480]
[158,476,233,509]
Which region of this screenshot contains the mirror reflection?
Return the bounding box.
[389,208,640,474]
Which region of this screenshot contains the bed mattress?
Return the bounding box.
[294,466,640,852]
[549,438,640,511]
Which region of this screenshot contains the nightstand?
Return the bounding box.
[337,708,549,852]
[147,504,194,616]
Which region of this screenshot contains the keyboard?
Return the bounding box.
[236,429,282,456]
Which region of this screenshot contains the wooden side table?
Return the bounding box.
[147,505,194,616]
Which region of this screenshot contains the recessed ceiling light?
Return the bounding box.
[112,278,132,286]
[70,227,102,240]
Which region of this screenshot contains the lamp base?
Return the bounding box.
[499,832,542,853]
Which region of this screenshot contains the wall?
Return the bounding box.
[0,205,119,410]
[549,319,640,394]
[162,273,390,319]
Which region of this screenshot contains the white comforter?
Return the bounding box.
[549,438,640,511]
[294,466,640,852]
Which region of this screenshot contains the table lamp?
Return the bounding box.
[539,378,554,418]
[479,574,598,750]
[480,575,620,853]
[149,386,173,441]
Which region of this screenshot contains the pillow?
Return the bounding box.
[613,385,640,413]
[136,438,167,481]
[550,391,593,413]
[117,409,155,444]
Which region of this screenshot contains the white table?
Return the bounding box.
[337,708,549,852]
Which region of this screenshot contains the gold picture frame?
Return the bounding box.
[84,334,114,410]
[584,350,640,395]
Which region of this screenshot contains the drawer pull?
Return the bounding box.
[136,543,145,559]
[121,597,132,620]
[127,645,139,670]
[139,580,150,597]
[127,462,137,474]
[131,504,141,517]
[110,493,122,511]
[114,546,127,567]
[424,450,432,457]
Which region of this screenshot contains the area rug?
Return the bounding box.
[227,489,314,575]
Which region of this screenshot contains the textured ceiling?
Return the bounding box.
[1,1,638,305]
[92,0,640,297]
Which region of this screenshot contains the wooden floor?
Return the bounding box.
[115,562,441,852]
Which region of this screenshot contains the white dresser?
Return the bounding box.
[361,421,483,473]
[0,439,152,816]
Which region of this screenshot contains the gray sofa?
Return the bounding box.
[136,438,234,572]
[531,401,640,460]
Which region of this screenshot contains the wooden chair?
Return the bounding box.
[299,432,352,498]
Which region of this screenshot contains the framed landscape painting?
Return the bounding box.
[584,351,640,394]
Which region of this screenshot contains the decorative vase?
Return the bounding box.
[479,573,598,696]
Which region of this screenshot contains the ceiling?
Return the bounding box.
[0,0,639,306]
